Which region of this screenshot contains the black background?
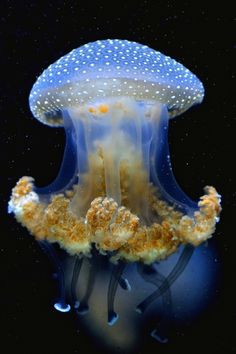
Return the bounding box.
[0,1,235,353]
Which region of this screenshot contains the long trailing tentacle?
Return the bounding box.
[39,241,70,312]
[107,261,127,326]
[136,244,194,313]
[70,256,83,309]
[77,258,97,315]
[137,263,172,343]
[137,263,172,315]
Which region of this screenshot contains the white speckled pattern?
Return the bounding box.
[29,39,204,126]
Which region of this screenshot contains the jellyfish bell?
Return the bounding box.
[9,39,221,351]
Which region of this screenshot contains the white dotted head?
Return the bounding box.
[29,39,204,126]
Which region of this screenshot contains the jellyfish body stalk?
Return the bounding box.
[136,244,194,314]
[38,241,71,312]
[65,98,196,223]
[67,98,160,222]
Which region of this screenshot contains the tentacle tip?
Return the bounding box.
[135,306,143,314]
[76,304,89,315]
[73,300,80,309]
[123,278,131,291]
[150,329,168,344]
[54,302,71,313]
[108,311,119,326]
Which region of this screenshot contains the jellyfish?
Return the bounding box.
[8,39,221,351]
